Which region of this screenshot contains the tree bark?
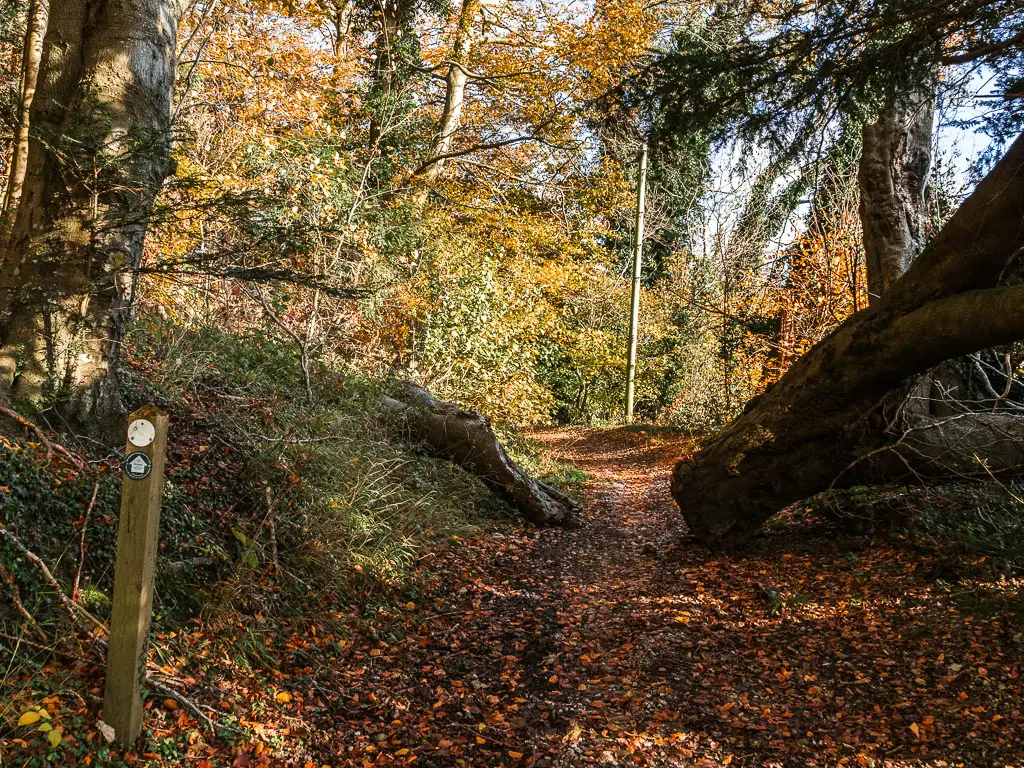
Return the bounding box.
[672,132,1024,548]
[0,0,180,428]
[859,72,1023,425]
[859,76,935,303]
[2,0,50,222]
[383,383,580,526]
[330,0,354,57]
[367,0,415,150]
[410,0,480,208]
[868,411,1024,481]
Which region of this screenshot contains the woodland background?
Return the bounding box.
[0,0,909,429]
[0,0,1023,765]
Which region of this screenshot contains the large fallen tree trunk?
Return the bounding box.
[383,383,580,526]
[873,411,1024,481]
[673,132,1024,548]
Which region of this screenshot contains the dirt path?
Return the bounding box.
[317,428,1024,767]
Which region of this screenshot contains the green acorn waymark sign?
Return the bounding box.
[124,452,153,480]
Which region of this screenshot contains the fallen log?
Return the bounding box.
[672,132,1024,548]
[864,410,1024,482]
[382,383,580,527]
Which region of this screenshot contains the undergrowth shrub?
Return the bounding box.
[1,311,566,636]
[912,483,1024,573]
[0,442,221,632]
[126,314,522,611]
[820,482,1024,573]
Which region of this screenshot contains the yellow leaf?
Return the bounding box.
[909,722,921,738]
[48,729,62,748]
[18,711,41,726]
[37,723,52,732]
[276,691,293,704]
[508,751,523,759]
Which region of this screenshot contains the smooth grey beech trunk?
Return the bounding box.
[413,0,481,200]
[2,0,50,220]
[859,71,1024,466]
[859,75,936,303]
[0,0,181,429]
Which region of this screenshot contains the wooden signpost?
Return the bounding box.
[103,404,168,744]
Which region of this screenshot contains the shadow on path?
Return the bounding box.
[319,427,1024,768]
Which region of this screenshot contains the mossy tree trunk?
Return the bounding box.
[0,0,180,430]
[367,0,415,150]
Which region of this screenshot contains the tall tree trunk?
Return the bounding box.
[672,133,1024,548]
[367,0,414,150]
[0,0,180,429]
[330,0,353,57]
[2,0,50,222]
[859,73,1020,417]
[859,75,936,303]
[410,0,480,208]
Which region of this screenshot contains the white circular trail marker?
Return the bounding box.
[128,419,156,447]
